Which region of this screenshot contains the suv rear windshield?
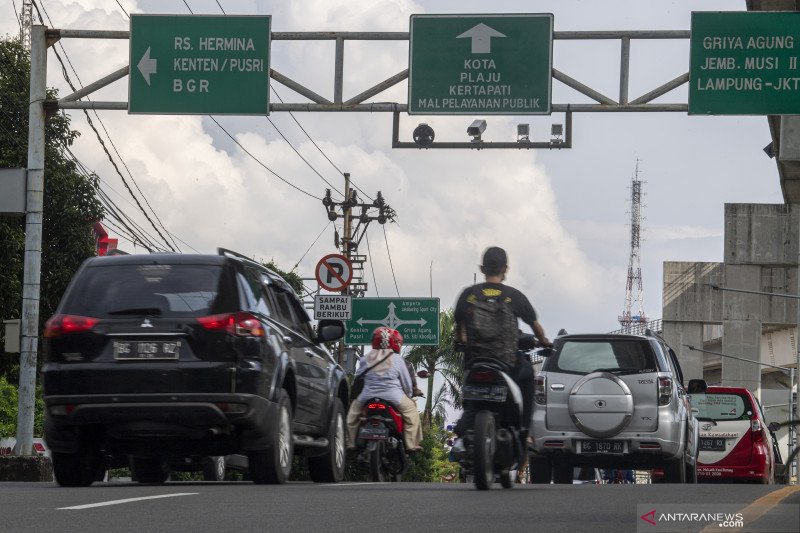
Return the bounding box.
[689,393,753,421]
[548,339,657,376]
[61,264,233,318]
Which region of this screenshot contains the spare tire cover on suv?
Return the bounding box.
[568,372,634,439]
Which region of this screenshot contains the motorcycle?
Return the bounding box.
[456,333,540,490]
[355,398,409,482]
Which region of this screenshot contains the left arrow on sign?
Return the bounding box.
[456,23,506,54]
[137,46,157,86]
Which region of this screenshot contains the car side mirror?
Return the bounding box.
[538,347,554,357]
[315,319,344,343]
[687,379,707,394]
[768,422,781,433]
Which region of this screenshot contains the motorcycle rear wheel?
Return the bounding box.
[500,469,514,489]
[473,410,496,491]
[368,441,386,482]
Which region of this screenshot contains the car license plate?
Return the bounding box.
[463,384,508,402]
[113,340,181,360]
[582,440,624,454]
[699,437,726,451]
[358,425,389,440]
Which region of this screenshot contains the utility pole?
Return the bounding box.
[321,175,395,366]
[321,175,395,298]
[15,25,46,456]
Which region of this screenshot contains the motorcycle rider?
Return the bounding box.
[452,246,551,451]
[346,327,423,452]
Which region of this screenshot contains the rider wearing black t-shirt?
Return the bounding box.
[453,247,550,439]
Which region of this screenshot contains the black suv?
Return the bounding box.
[42,249,348,486]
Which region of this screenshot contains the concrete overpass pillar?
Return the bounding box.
[722,264,762,396]
[662,321,703,381]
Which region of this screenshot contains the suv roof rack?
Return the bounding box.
[217,248,296,294]
[217,247,260,265]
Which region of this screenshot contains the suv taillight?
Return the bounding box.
[197,312,266,337]
[657,376,672,406]
[751,416,764,443]
[43,314,99,338]
[534,375,547,405]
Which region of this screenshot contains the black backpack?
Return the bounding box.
[465,287,518,367]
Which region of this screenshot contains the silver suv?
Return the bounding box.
[529,330,701,483]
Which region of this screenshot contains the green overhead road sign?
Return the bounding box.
[345,298,440,346]
[690,11,800,115]
[129,15,271,114]
[408,14,553,115]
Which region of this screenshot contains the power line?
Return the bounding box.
[266,116,342,194]
[382,225,400,296]
[114,0,128,18]
[66,147,172,252]
[365,228,379,297]
[66,148,169,251]
[208,1,346,199]
[293,221,331,270]
[269,86,373,202]
[209,116,321,200]
[38,0,180,252]
[32,0,177,252]
[10,0,22,34]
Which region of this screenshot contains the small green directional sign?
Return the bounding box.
[129,14,271,114]
[345,298,440,346]
[408,14,553,115]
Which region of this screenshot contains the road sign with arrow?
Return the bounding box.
[128,14,271,114]
[408,14,553,115]
[345,298,440,345]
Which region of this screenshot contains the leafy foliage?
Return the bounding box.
[262,260,304,295]
[0,37,103,381]
[404,417,459,482]
[0,376,43,437]
[406,309,462,429]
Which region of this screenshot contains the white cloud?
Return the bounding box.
[2,0,785,338]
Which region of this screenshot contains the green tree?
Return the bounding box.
[0,376,43,437]
[404,414,459,482]
[406,309,462,430]
[0,37,103,382]
[263,260,304,294]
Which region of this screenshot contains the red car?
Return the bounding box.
[689,386,777,483]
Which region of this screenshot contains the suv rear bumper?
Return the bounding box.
[44,393,278,453]
[530,429,685,467]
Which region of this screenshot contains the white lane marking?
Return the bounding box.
[325,482,388,486]
[58,492,198,510]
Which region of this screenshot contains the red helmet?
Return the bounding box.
[371,327,403,353]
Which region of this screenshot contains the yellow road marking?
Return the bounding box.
[699,485,800,533]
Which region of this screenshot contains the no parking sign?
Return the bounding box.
[315,254,353,292]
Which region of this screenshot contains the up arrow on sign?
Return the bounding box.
[137,47,157,86]
[457,23,506,53]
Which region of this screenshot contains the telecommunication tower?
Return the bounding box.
[619,160,647,332]
[20,0,33,51]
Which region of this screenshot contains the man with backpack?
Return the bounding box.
[451,246,551,450]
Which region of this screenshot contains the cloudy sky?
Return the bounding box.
[1,0,784,339]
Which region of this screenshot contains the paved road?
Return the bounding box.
[1,481,798,533]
